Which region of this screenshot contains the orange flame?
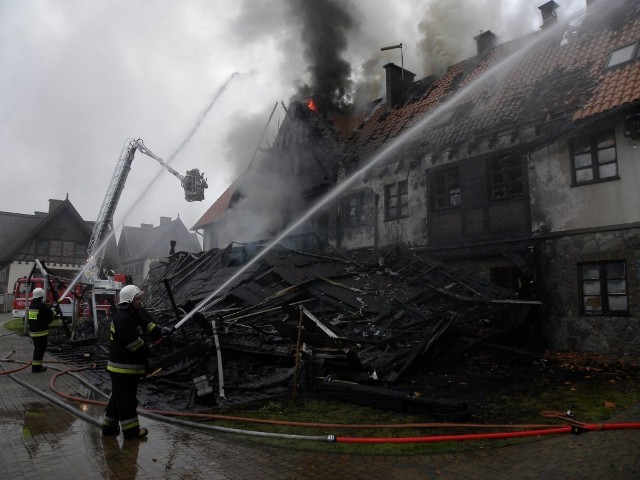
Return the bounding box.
[307,98,317,112]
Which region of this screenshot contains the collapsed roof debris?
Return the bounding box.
[126,240,541,417]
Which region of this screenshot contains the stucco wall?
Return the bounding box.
[528,125,640,234]
[334,159,428,250]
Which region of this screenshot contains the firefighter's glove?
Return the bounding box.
[161,326,174,336]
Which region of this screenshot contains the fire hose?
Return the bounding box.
[3,356,640,444]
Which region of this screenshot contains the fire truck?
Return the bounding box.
[15,138,207,343]
[12,258,123,341]
[11,273,71,320]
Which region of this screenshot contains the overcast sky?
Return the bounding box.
[0,0,585,239]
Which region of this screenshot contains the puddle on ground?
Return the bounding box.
[5,398,240,478]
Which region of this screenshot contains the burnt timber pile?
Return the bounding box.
[116,241,542,418]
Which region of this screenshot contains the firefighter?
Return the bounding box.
[28,287,54,373]
[101,284,171,439]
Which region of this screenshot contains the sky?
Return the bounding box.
[0,0,586,241]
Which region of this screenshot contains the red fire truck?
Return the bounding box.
[12,275,77,320]
[11,259,123,342]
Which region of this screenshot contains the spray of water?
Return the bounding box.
[56,72,244,302]
[166,72,241,162]
[174,17,568,330]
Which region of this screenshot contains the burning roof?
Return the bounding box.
[345,1,640,167]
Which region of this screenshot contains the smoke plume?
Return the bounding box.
[287,0,356,113]
[417,0,540,77]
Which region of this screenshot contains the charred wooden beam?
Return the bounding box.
[382,315,452,383]
[313,379,469,419]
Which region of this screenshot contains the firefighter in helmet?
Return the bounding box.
[101,284,172,439]
[28,287,54,373]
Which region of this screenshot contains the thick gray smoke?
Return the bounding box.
[214,0,574,245]
[288,0,356,113]
[417,0,542,77]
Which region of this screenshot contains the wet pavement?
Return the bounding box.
[1,312,639,479]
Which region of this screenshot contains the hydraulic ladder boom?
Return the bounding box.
[85,138,207,282]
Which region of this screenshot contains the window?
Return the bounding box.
[384,180,408,220]
[489,156,525,201]
[571,130,618,185]
[491,266,524,293]
[606,42,639,69]
[35,239,49,256]
[75,243,87,258]
[342,191,367,227]
[431,168,461,210]
[579,261,628,315]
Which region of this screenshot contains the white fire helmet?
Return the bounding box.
[32,287,46,299]
[118,285,142,305]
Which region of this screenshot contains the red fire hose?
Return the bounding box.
[4,357,640,445]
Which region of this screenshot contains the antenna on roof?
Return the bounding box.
[381,43,404,79]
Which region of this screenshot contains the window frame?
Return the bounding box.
[578,260,628,316]
[341,190,367,227]
[570,130,619,186]
[384,180,409,221]
[606,41,640,69]
[35,239,49,256]
[431,167,461,211]
[488,156,525,201]
[74,243,87,258]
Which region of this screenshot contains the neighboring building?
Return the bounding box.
[194,0,640,354]
[0,197,119,295]
[192,183,237,251]
[119,216,202,286]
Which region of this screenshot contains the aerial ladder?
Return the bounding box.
[84,138,208,285]
[33,138,208,343]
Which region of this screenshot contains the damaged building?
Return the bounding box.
[327,0,640,355]
[41,0,639,415]
[188,0,640,358]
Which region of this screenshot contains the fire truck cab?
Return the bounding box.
[12,276,77,319]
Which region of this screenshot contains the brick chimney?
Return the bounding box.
[160,216,172,226]
[48,199,64,212]
[383,63,416,107]
[538,1,559,29]
[474,30,498,56]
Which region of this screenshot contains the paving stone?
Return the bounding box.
[1,314,639,479]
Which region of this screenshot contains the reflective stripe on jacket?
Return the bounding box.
[107,305,161,377]
[28,298,53,338]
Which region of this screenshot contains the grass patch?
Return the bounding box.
[197,362,640,455]
[4,318,64,334]
[203,398,504,454]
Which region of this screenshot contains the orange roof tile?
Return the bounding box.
[191,183,237,230]
[342,8,640,159]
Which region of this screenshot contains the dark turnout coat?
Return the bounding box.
[106,305,162,377]
[28,297,53,337]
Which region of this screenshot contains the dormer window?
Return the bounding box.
[606,42,639,69]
